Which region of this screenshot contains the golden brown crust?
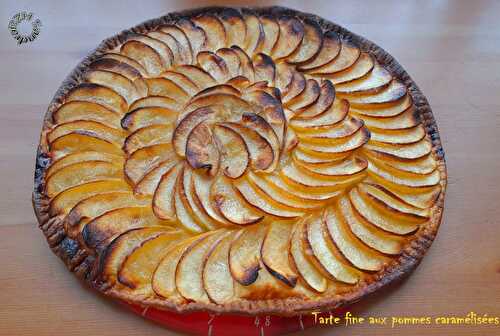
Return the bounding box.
[33,6,447,316]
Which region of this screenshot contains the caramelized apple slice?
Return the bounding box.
[213,124,249,179]
[294,157,368,180]
[173,107,215,157]
[365,149,436,175]
[367,160,441,190]
[219,8,246,48]
[82,206,166,251]
[216,48,242,78]
[176,231,229,302]
[147,31,183,65]
[229,225,267,285]
[176,19,207,54]
[152,164,182,220]
[192,14,227,51]
[160,71,199,96]
[83,69,140,104]
[120,40,164,76]
[49,180,130,216]
[282,71,306,103]
[46,151,122,178]
[309,40,360,75]
[297,117,365,145]
[369,124,426,145]
[290,99,349,131]
[365,137,432,160]
[186,123,220,176]
[335,62,392,95]
[124,124,173,154]
[328,53,374,85]
[197,51,230,83]
[242,13,264,55]
[145,78,189,103]
[135,159,179,195]
[121,107,178,132]
[100,227,168,284]
[305,214,359,283]
[297,127,370,157]
[47,120,125,146]
[259,15,280,55]
[211,175,263,225]
[124,143,174,184]
[290,220,328,292]
[357,105,419,130]
[264,173,341,202]
[231,46,255,81]
[53,101,121,129]
[286,19,322,64]
[261,221,297,287]
[286,79,321,111]
[129,96,181,111]
[159,25,193,64]
[100,52,148,76]
[125,34,174,68]
[351,94,412,118]
[66,83,127,114]
[349,187,418,234]
[324,207,387,271]
[348,80,408,107]
[174,65,216,89]
[203,231,236,303]
[119,230,185,290]
[298,30,341,71]
[173,167,204,233]
[294,80,335,120]
[271,16,304,59]
[253,53,275,85]
[241,113,280,171]
[46,160,122,197]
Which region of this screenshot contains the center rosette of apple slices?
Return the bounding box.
[172,79,286,178]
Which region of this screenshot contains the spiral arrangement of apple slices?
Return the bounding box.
[42,9,442,306]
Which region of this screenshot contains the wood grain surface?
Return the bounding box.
[0,1,499,335]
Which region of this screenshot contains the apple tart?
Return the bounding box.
[33,6,446,315]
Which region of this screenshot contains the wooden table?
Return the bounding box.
[1,1,499,335]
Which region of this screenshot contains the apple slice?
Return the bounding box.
[241,113,280,171]
[229,225,267,285]
[174,65,216,89]
[82,69,139,104]
[82,206,167,251]
[282,71,306,103]
[351,93,412,118]
[197,51,231,83]
[100,52,148,76]
[121,106,178,132]
[160,71,199,96]
[203,231,236,304]
[186,123,220,176]
[48,133,121,159]
[242,13,264,55]
[66,83,127,114]
[275,62,294,93]
[145,78,189,103]
[294,80,335,120]
[46,151,122,178]
[99,227,168,284]
[259,15,280,54]
[46,160,122,197]
[305,214,359,283]
[365,137,432,161]
[294,156,368,180]
[216,48,242,79]
[135,159,179,195]
[53,101,121,129]
[120,40,164,76]
[298,30,341,71]
[173,107,215,157]
[176,18,207,54]
[324,206,387,271]
[147,31,183,65]
[48,180,130,216]
[213,124,249,179]
[349,187,418,235]
[47,120,125,146]
[364,148,436,175]
[176,231,228,303]
[359,183,429,221]
[124,143,174,184]
[367,160,441,190]
[230,46,255,81]
[183,94,252,123]
[309,40,360,75]
[347,80,408,107]
[66,191,149,239]
[192,14,226,51]
[192,84,240,101]
[286,19,323,64]
[335,62,393,95]
[219,122,274,172]
[297,117,365,145]
[124,34,174,69]
[356,105,419,130]
[234,178,304,219]
[152,164,182,220]
[152,233,211,300]
[285,79,321,111]
[328,53,374,85]
[174,167,206,233]
[271,16,304,59]
[253,53,275,85]
[211,175,263,225]
[338,195,404,255]
[289,220,328,292]
[192,171,232,225]
[261,221,298,287]
[129,96,181,111]
[291,98,349,131]
[219,8,246,48]
[119,230,185,291]
[293,146,344,165]
[159,25,193,64]
[369,124,425,145]
[124,124,173,155]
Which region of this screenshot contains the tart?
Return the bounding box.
[33,6,446,317]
